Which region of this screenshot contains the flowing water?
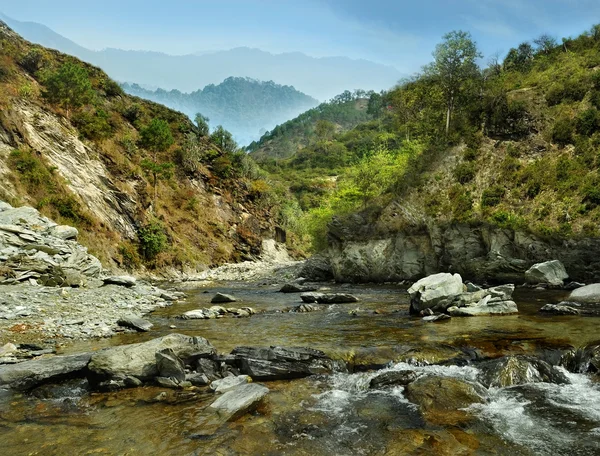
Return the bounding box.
[1,282,599,455]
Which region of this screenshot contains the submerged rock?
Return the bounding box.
[290,304,323,313]
[408,273,464,313]
[0,353,91,390]
[300,292,359,304]
[117,315,153,332]
[369,370,417,389]
[478,356,570,388]
[211,293,237,304]
[525,260,569,286]
[88,334,215,383]
[422,314,451,322]
[279,283,318,293]
[540,303,580,315]
[231,346,345,380]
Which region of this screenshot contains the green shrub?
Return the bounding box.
[575,108,600,136]
[546,80,587,106]
[19,48,45,74]
[138,221,168,260]
[463,148,478,161]
[122,103,142,124]
[453,162,476,183]
[583,179,600,207]
[101,78,124,97]
[551,118,574,146]
[448,185,473,221]
[481,186,506,207]
[72,109,113,140]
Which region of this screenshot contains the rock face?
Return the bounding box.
[327,218,600,283]
[156,349,186,383]
[0,353,91,390]
[525,260,569,286]
[0,202,102,285]
[478,356,570,388]
[231,346,344,380]
[408,273,464,312]
[88,334,215,382]
[300,292,359,304]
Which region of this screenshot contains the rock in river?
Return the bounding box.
[300,292,359,304]
[231,346,345,380]
[0,353,92,390]
[540,303,580,315]
[88,334,215,383]
[478,356,570,388]
[117,315,153,332]
[156,348,186,383]
[525,260,569,286]
[369,370,417,389]
[568,283,600,304]
[279,283,318,293]
[408,273,464,313]
[211,292,237,304]
[210,374,251,393]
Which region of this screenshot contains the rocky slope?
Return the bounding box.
[0,20,280,275]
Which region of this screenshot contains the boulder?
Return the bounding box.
[447,300,518,316]
[478,356,570,388]
[408,273,464,313]
[88,334,215,382]
[300,292,359,304]
[299,254,333,281]
[192,383,269,437]
[103,275,137,287]
[48,225,79,240]
[422,314,451,322]
[181,309,216,319]
[525,260,569,286]
[540,303,580,315]
[568,283,600,304]
[291,304,322,313]
[231,346,344,380]
[117,315,153,332]
[186,373,209,386]
[211,293,237,304]
[0,353,91,390]
[210,375,251,393]
[196,358,222,381]
[561,343,600,373]
[156,349,186,383]
[279,283,318,293]
[405,375,486,425]
[369,370,417,389]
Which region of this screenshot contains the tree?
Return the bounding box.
[194,113,210,137]
[210,125,237,153]
[315,120,336,140]
[533,34,557,54]
[42,62,94,118]
[427,31,481,135]
[504,42,535,72]
[139,119,174,153]
[141,159,174,201]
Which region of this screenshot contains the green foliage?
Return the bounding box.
[71,109,114,140]
[194,113,210,137]
[481,186,506,208]
[575,108,600,136]
[448,185,473,221]
[9,149,52,186]
[41,62,94,116]
[453,162,476,183]
[101,78,124,98]
[546,79,588,106]
[210,125,237,153]
[504,42,535,71]
[552,118,574,146]
[138,221,168,260]
[19,48,45,74]
[139,118,174,152]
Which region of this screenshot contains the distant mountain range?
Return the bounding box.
[0,13,403,101]
[123,77,318,145]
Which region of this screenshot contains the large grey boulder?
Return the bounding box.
[88,334,215,382]
[211,293,237,304]
[48,225,78,240]
[299,254,333,281]
[408,273,464,313]
[525,260,569,286]
[478,356,570,388]
[231,346,344,380]
[0,353,91,390]
[568,283,600,304]
[540,303,580,315]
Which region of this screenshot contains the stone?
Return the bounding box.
[525,260,569,286]
[88,334,215,383]
[156,376,180,388]
[210,375,251,393]
[408,273,464,313]
[279,283,319,293]
[182,309,213,319]
[186,373,209,386]
[0,343,17,357]
[211,293,237,304]
[540,303,580,315]
[478,356,570,388]
[156,348,186,383]
[568,283,600,304]
[447,300,518,316]
[422,314,451,322]
[103,275,137,287]
[48,225,79,240]
[291,304,322,313]
[465,282,483,292]
[405,376,486,425]
[369,370,417,389]
[0,353,91,390]
[117,315,153,332]
[231,346,344,380]
[561,343,600,373]
[299,254,333,281]
[196,358,222,381]
[209,306,227,315]
[564,282,585,291]
[300,292,359,304]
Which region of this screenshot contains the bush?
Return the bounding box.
[71,109,113,140]
[575,108,600,136]
[139,118,174,152]
[481,186,506,207]
[138,221,168,260]
[101,78,124,97]
[583,179,600,207]
[546,79,587,106]
[19,48,45,74]
[463,148,478,161]
[41,62,95,116]
[122,103,142,124]
[448,185,473,221]
[551,118,574,146]
[453,162,476,183]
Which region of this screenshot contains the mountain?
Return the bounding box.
[0,20,279,272]
[0,14,403,101]
[122,77,319,145]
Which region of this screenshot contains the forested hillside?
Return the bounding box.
[264,25,600,254]
[122,78,318,145]
[0,21,279,273]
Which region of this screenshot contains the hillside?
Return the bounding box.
[0,14,403,101]
[122,78,318,145]
[0,20,279,275]
[263,25,600,280]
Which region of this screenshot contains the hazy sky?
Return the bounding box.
[2,0,600,72]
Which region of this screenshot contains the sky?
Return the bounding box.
[2,0,600,73]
